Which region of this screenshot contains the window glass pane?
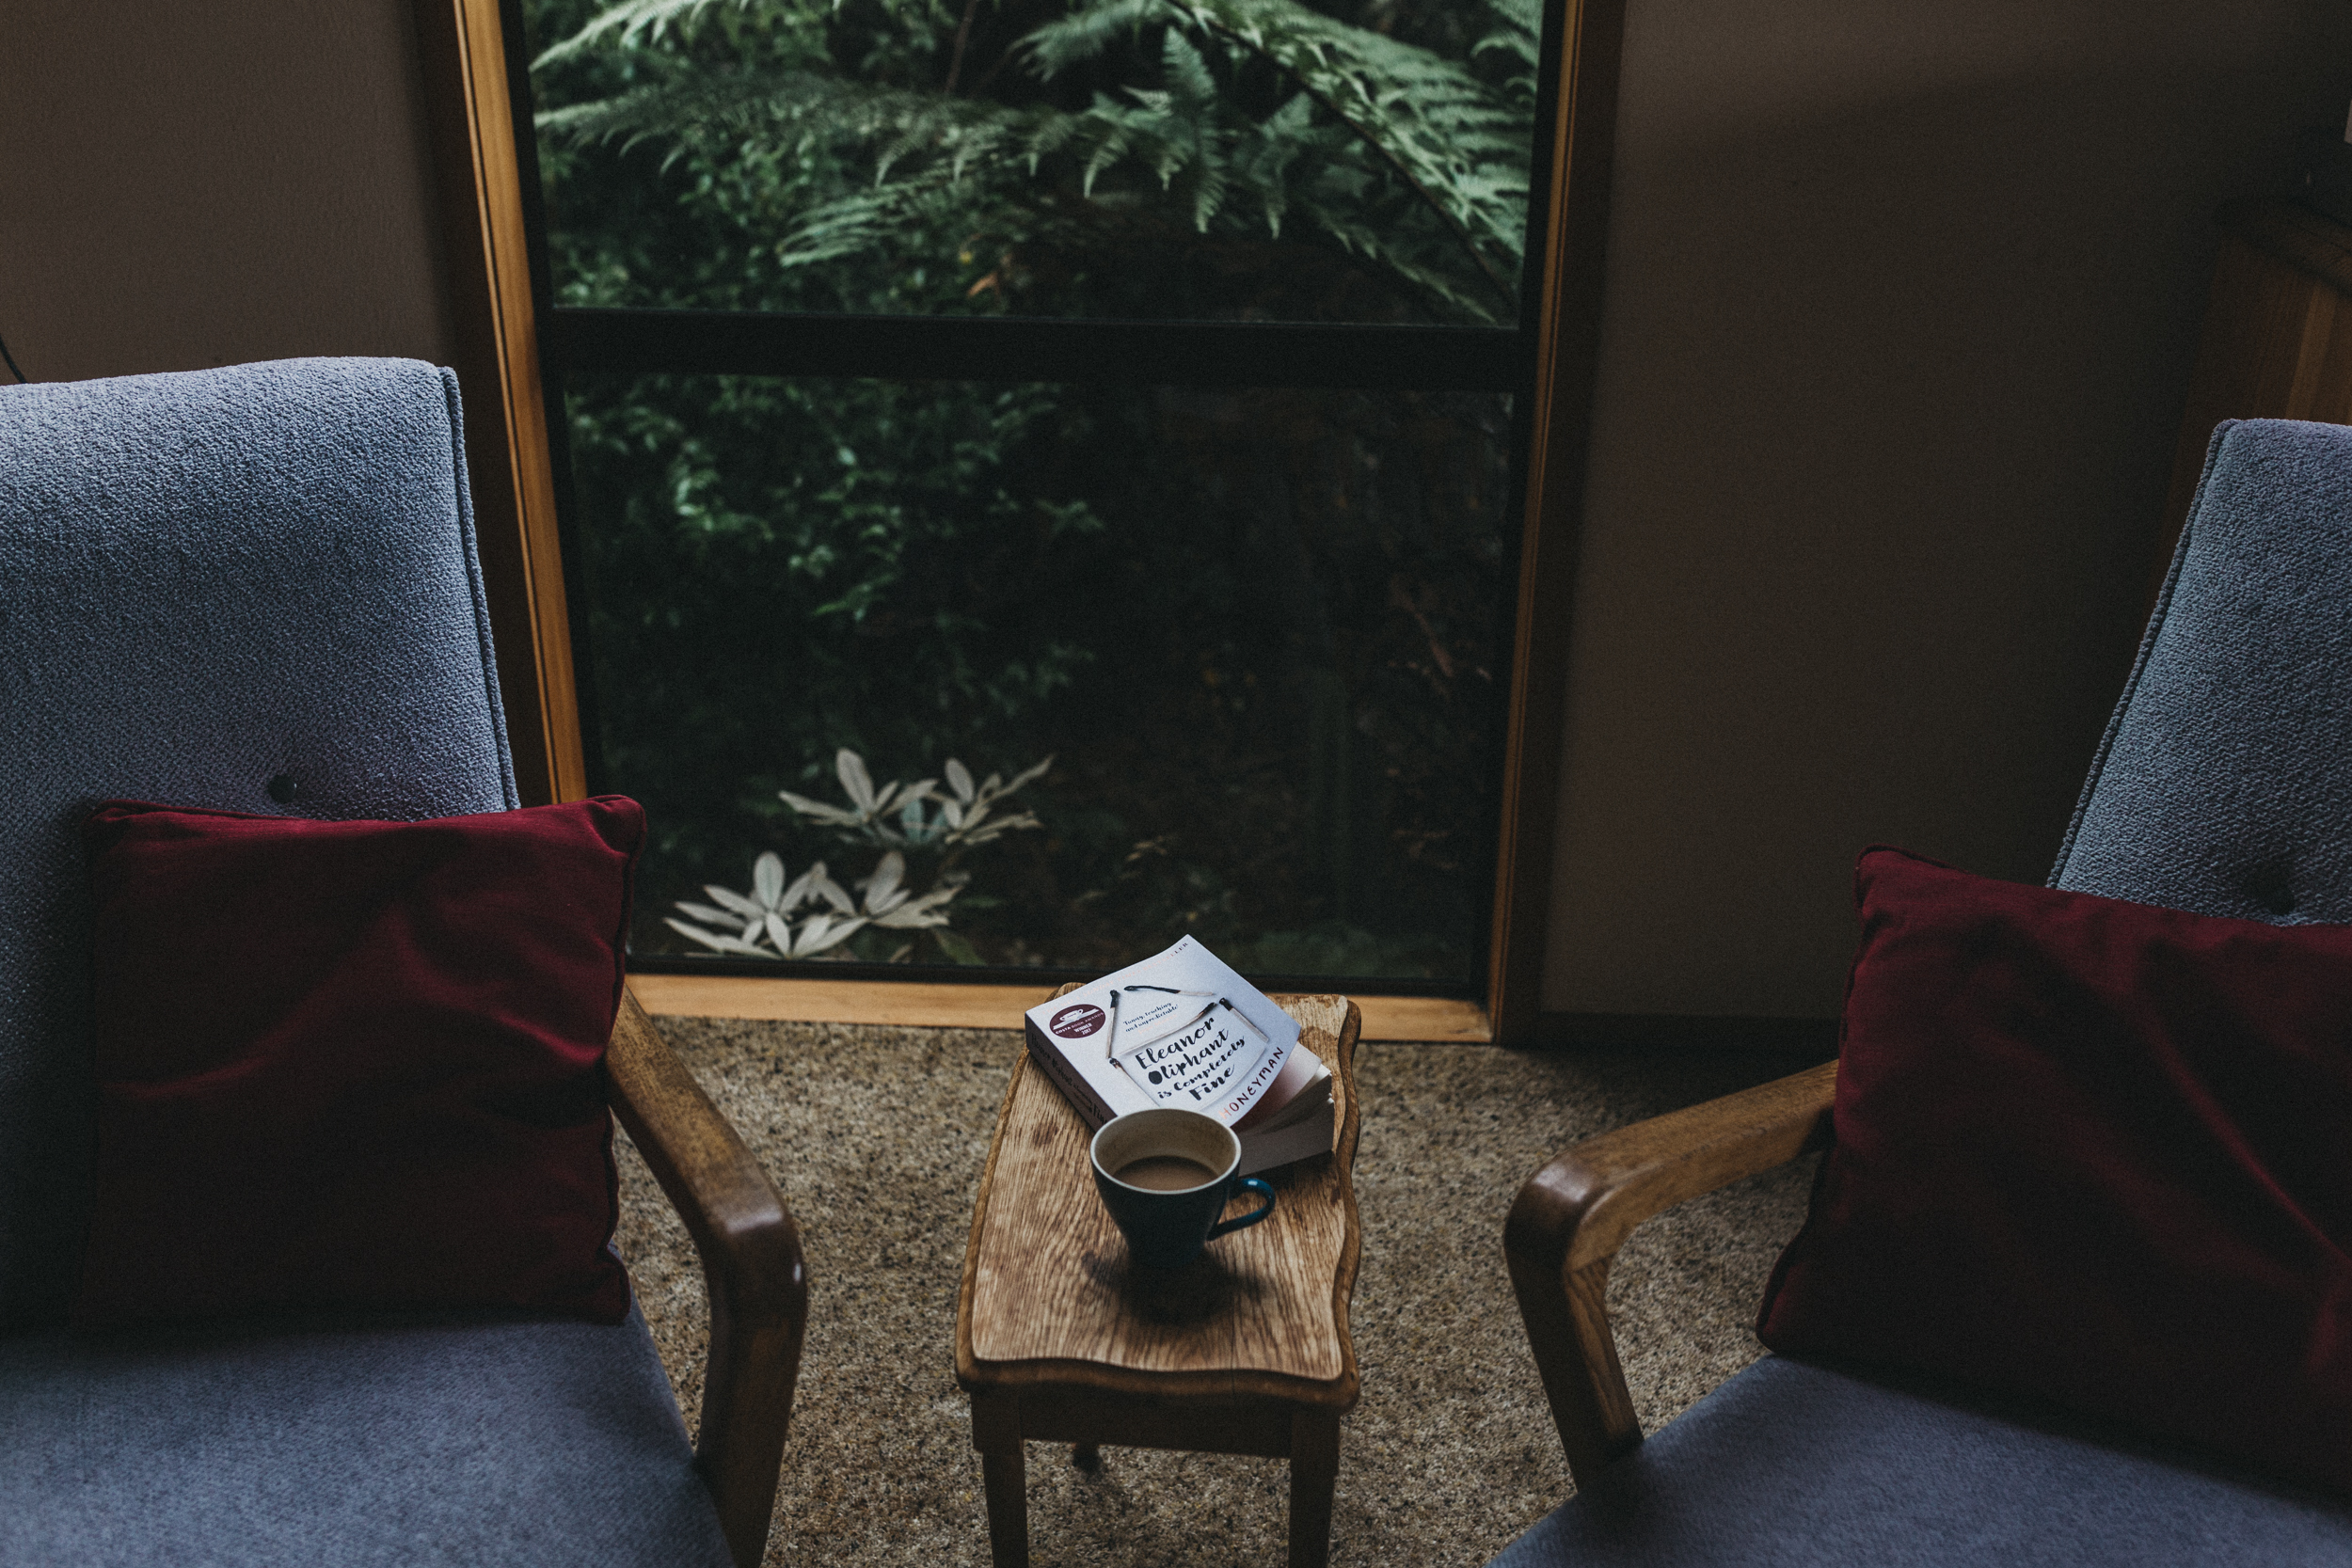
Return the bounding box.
[567,373,1513,980]
[525,0,1538,326]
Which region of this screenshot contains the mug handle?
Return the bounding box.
[1208,1178,1277,1239]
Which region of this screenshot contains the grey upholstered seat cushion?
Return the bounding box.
[0,1306,733,1568]
[0,357,516,1323]
[2053,418,2352,916]
[1490,1356,2352,1567]
[0,361,731,1564]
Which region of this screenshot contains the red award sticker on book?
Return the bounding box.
[1049,1003,1105,1039]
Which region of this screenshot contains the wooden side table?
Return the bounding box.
[955,994,1363,1568]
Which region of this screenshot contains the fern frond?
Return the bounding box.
[1472,0,1541,68]
[537,0,1535,322]
[1160,26,1217,106]
[1025,0,1527,313]
[1021,0,1183,77]
[537,63,797,150]
[535,0,747,66]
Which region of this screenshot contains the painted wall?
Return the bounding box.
[8,0,2349,1023]
[1542,0,2352,1020]
[0,1,452,383]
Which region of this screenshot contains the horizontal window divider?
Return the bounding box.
[548,307,1525,392]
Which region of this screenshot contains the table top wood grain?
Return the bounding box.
[956,994,1363,1409]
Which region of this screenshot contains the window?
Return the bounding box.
[504,0,1579,999]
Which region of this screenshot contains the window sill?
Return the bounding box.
[626,973,1490,1042]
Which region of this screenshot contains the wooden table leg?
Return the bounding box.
[980,1448,1029,1568]
[972,1394,1030,1568]
[1286,1410,1342,1568]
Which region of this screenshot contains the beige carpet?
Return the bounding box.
[612,1018,1824,1567]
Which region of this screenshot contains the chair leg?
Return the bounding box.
[977,1431,1029,1568]
[1286,1410,1341,1568]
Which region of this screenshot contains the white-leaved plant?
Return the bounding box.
[778,748,1052,851]
[666,847,957,959]
[666,747,1048,964]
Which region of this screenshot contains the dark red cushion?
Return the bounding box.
[74,798,644,1328]
[1757,847,2352,1493]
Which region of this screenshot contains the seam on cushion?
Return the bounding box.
[440,365,521,810]
[2047,419,2237,886]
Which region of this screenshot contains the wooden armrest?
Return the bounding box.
[1502,1059,1836,1485]
[606,988,809,1568]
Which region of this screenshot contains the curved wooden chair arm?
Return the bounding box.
[606,988,809,1568]
[1503,1059,1836,1487]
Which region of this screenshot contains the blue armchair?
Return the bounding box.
[1494,419,2352,1564]
[0,357,804,1567]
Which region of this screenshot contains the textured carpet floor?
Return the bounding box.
[613,1019,1824,1567]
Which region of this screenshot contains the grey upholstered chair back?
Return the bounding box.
[0,358,517,1326]
[2053,419,2352,920]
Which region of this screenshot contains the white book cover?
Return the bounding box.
[1024,937,1306,1130]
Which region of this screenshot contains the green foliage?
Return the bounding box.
[530,0,1534,323]
[523,0,1525,979]
[561,370,1102,895]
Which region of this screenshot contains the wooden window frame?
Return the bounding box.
[413,0,1627,1044]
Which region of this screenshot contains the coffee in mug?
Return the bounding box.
[1089,1108,1276,1270]
[1111,1154,1221,1191]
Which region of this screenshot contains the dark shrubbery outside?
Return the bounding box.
[526,0,1536,980]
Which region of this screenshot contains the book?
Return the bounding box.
[1023,936,1336,1176]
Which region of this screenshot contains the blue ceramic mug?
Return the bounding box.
[1089,1108,1276,1270]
